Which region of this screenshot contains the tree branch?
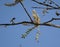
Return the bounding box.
[2,0,60,29]
[32,0,59,9]
[50,0,60,7]
[5,1,33,22]
[0,21,33,26]
[0,21,60,28]
[32,7,60,10]
[43,18,60,23]
[19,2,33,22]
[42,23,60,28]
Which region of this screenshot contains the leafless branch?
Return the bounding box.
[0,21,32,26]
[43,18,60,23]
[32,7,60,10]
[2,0,60,29]
[42,23,60,28]
[0,20,60,28]
[32,0,60,9]
[49,0,60,7]
[19,2,33,22]
[5,0,33,22]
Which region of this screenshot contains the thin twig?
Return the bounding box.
[32,0,58,9]
[0,21,60,28]
[50,0,60,7]
[32,7,60,10]
[19,2,33,22]
[43,18,60,23]
[0,21,33,26]
[42,23,60,28]
[5,1,33,22]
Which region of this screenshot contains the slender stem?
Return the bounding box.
[42,23,60,28]
[43,18,60,23]
[32,7,60,10]
[0,21,60,28]
[32,0,57,9]
[0,21,33,26]
[19,2,33,22]
[50,0,60,7]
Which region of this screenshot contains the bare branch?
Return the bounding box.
[0,21,33,26]
[5,0,33,22]
[42,23,60,28]
[43,0,60,7]
[32,7,45,9]
[32,0,59,9]
[0,21,60,28]
[43,18,60,23]
[1,0,60,30]
[32,7,60,10]
[19,2,33,22]
[50,0,60,7]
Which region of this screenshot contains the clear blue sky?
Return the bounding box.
[0,0,60,47]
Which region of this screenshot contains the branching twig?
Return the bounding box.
[50,0,60,7]
[42,23,60,28]
[0,21,33,26]
[5,0,33,22]
[0,21,60,28]
[43,18,60,23]
[32,0,59,9]
[32,7,60,10]
[2,0,60,29]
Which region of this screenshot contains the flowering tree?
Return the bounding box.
[0,0,60,42]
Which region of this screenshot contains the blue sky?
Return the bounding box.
[0,0,60,47]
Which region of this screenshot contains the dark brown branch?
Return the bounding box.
[50,0,60,7]
[0,21,33,26]
[43,18,60,23]
[42,23,60,28]
[32,7,45,9]
[19,2,33,22]
[0,21,60,28]
[32,7,60,10]
[32,0,58,9]
[5,1,33,22]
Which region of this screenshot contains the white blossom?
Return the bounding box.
[32,9,40,24]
